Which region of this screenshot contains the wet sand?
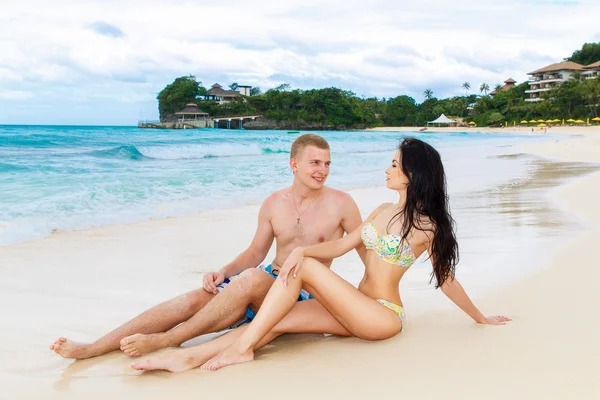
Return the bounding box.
[2,131,600,399]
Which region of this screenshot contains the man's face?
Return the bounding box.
[291,146,331,190]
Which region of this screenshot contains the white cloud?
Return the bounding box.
[0,0,599,124]
[0,89,33,100]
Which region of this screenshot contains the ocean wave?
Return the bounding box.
[263,147,289,155]
[86,143,292,160]
[0,136,61,148]
[0,162,30,172]
[89,145,148,160]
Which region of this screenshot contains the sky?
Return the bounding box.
[1,0,599,125]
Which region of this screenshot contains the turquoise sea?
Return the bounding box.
[0,125,556,246]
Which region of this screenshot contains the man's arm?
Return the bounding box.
[219,198,275,278]
[339,193,368,265]
[203,197,275,293]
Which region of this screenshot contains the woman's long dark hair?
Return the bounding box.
[387,137,459,288]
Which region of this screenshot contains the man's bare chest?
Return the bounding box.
[271,213,341,246]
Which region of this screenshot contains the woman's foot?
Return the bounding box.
[130,350,198,373]
[200,343,254,371]
[49,337,97,359]
[120,333,170,357]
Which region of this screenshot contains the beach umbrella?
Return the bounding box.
[545,119,553,123]
[552,119,561,123]
[468,121,476,125]
[567,118,575,122]
[575,120,584,123]
[521,120,528,124]
[592,117,600,121]
[538,123,547,127]
[529,119,537,123]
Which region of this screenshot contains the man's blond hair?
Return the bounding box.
[290,134,330,159]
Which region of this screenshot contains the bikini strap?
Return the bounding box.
[408,226,417,240]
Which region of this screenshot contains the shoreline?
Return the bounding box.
[367,125,599,135]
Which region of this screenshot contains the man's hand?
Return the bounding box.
[202,271,225,294]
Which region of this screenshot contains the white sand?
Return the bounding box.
[2,128,600,399]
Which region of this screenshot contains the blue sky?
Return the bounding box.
[0,0,599,125]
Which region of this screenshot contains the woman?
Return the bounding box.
[132,137,510,373]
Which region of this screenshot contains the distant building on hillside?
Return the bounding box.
[175,103,209,121]
[204,83,252,103]
[525,61,584,102]
[490,78,517,96]
[238,85,252,96]
[582,60,600,80]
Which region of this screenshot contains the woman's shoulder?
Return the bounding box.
[414,215,435,241]
[377,202,394,211]
[365,203,394,222]
[374,202,395,215]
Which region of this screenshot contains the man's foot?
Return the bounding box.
[200,343,254,371]
[49,337,96,359]
[120,333,170,357]
[130,351,197,373]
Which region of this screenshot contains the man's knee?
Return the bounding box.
[185,289,212,313]
[234,268,274,302]
[239,268,274,290]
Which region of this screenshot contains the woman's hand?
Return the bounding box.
[478,315,512,325]
[280,247,305,287]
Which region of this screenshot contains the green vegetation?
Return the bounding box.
[157,75,202,119]
[566,42,600,65]
[157,43,600,128]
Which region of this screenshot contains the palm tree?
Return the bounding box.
[461,82,471,117]
[423,89,434,100]
[494,83,503,92]
[462,82,471,96]
[480,83,490,96]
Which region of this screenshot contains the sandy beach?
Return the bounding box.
[2,127,600,399]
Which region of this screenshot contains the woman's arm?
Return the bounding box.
[279,203,392,285]
[303,202,392,260]
[428,243,511,325]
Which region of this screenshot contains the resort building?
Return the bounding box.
[490,78,517,96]
[204,83,252,103]
[175,103,209,123]
[238,85,252,96]
[525,61,584,102]
[582,60,600,80]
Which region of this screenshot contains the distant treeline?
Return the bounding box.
[157,42,600,128]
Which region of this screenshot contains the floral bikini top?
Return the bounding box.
[360,222,416,268]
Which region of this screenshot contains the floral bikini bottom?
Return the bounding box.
[376,299,406,328]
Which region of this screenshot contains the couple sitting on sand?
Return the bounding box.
[50,133,510,372]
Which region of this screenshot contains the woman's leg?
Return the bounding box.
[131,299,350,373]
[201,258,402,371]
[131,325,251,373]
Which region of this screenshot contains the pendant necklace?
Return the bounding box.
[292,191,320,226]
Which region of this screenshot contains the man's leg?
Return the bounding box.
[50,288,216,359]
[120,268,275,357]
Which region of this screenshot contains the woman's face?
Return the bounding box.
[385,150,409,190]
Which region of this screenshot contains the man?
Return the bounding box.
[50,134,365,359]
